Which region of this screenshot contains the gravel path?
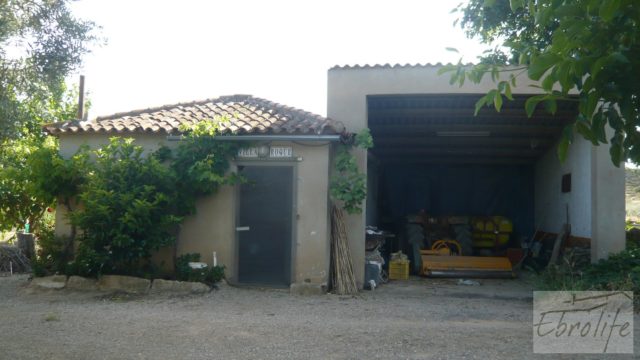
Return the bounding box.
[0,275,637,359]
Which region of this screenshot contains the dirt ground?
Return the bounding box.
[0,274,637,360]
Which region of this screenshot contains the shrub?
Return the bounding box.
[27,120,243,278]
[175,253,225,285]
[34,227,72,276]
[536,247,640,308]
[70,138,181,277]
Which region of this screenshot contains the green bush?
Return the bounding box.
[33,226,73,276]
[69,138,181,277]
[175,253,225,285]
[536,247,640,308]
[26,119,242,279]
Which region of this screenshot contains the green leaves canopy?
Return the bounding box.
[330,129,373,214]
[0,87,82,232]
[448,0,640,166]
[0,0,96,141]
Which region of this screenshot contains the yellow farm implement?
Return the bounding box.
[420,240,514,278]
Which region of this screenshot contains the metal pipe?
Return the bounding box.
[166,134,341,142]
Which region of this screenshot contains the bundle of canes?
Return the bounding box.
[330,204,358,295]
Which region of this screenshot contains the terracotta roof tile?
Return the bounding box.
[328,62,476,70]
[44,95,344,136]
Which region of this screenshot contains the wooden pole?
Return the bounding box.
[77,75,85,120]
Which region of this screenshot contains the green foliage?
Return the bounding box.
[175,253,225,285]
[175,253,201,280]
[32,227,73,277]
[330,129,373,214]
[170,118,244,215]
[536,247,640,308]
[1,1,95,235]
[0,86,85,234]
[0,137,53,233]
[447,0,640,166]
[26,118,242,278]
[0,0,97,141]
[354,128,374,149]
[69,138,181,276]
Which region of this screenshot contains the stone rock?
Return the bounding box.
[31,275,67,290]
[66,276,98,291]
[290,282,327,296]
[150,279,210,294]
[98,275,150,294]
[212,278,228,290]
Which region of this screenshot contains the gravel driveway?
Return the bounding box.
[0,274,637,359]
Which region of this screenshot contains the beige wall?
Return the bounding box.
[56,134,332,286]
[178,141,332,285]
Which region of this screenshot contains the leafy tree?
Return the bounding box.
[0,0,95,237]
[0,87,83,234]
[0,0,96,141]
[445,0,639,166]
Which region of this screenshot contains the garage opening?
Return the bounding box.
[365,94,578,278]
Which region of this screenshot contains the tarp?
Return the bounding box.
[379,164,534,241]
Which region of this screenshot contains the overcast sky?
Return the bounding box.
[70,0,486,118]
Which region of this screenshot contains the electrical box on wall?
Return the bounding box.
[561,173,571,193]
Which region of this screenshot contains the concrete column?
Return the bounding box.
[590,143,626,261]
[327,71,368,287]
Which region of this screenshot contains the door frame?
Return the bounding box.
[233,161,298,287]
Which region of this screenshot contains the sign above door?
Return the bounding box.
[237,146,293,159]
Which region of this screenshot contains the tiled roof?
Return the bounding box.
[329,62,475,70]
[44,95,344,136]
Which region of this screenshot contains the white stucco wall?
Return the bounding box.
[535,132,626,260]
[535,136,592,238]
[590,135,626,261]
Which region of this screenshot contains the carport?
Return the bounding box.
[327,63,625,287]
[367,94,575,251]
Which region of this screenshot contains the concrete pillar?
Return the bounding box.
[327,71,368,288]
[590,143,626,261]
